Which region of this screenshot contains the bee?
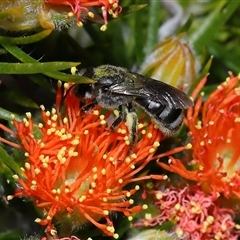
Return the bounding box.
[73,65,193,146]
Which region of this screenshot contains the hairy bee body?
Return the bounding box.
[73,65,193,146]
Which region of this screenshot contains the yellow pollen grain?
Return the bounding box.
[31,180,37,185]
[25,162,31,170]
[24,152,29,157]
[57,80,62,87]
[123,136,129,141]
[130,164,135,169]
[40,142,45,148]
[35,218,41,223]
[101,169,106,175]
[168,158,172,164]
[209,121,214,125]
[142,204,148,210]
[79,195,86,202]
[12,175,19,180]
[103,197,107,202]
[71,139,79,145]
[99,115,105,120]
[128,216,133,221]
[118,179,123,184]
[65,188,70,193]
[92,167,97,172]
[121,129,127,134]
[89,189,94,194]
[141,129,146,135]
[42,163,48,168]
[226,138,231,143]
[51,108,56,114]
[235,87,240,95]
[113,234,119,239]
[131,153,137,159]
[88,11,94,18]
[77,21,83,27]
[163,175,168,180]
[45,111,50,117]
[51,115,58,121]
[20,167,25,172]
[91,182,96,188]
[200,141,205,146]
[93,174,98,180]
[135,185,140,190]
[176,227,184,237]
[147,133,153,138]
[100,120,106,125]
[7,195,14,200]
[208,139,212,144]
[100,24,107,31]
[186,143,192,149]
[206,215,214,224]
[126,192,131,198]
[156,192,163,200]
[108,0,113,4]
[61,128,66,134]
[60,157,66,164]
[125,140,130,145]
[38,123,43,129]
[64,83,69,89]
[153,142,160,147]
[138,123,144,129]
[11,114,16,120]
[129,199,134,204]
[106,226,114,233]
[235,117,240,122]
[109,157,114,162]
[52,189,57,194]
[56,188,61,194]
[34,168,41,175]
[125,157,131,164]
[175,203,181,210]
[113,2,118,9]
[103,154,107,159]
[103,210,109,215]
[106,189,111,194]
[47,129,52,135]
[26,112,32,119]
[149,148,155,153]
[40,105,45,111]
[63,117,68,124]
[24,121,29,127]
[145,213,152,220]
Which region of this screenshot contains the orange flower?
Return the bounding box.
[2,81,165,238]
[158,73,240,198]
[45,0,122,30]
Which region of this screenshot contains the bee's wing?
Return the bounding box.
[109,72,193,109]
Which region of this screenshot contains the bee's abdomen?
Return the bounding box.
[134,98,184,135]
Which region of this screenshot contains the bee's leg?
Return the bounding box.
[124,103,138,148]
[81,99,98,112]
[110,106,124,130]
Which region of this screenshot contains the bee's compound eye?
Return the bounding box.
[74,84,93,99]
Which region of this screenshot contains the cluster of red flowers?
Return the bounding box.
[158,73,240,199]
[45,0,122,30]
[2,81,165,238]
[134,186,240,240]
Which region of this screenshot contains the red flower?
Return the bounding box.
[158,74,240,198]
[2,81,165,238]
[134,186,240,240]
[45,0,122,30]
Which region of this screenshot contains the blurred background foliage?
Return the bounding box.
[0,0,240,239]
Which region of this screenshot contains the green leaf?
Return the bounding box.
[0,145,21,175]
[0,62,80,74]
[1,44,95,83]
[0,107,21,121]
[189,1,240,53]
[0,30,52,44]
[121,4,147,16]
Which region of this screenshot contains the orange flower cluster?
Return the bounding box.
[159,74,240,198]
[2,81,165,238]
